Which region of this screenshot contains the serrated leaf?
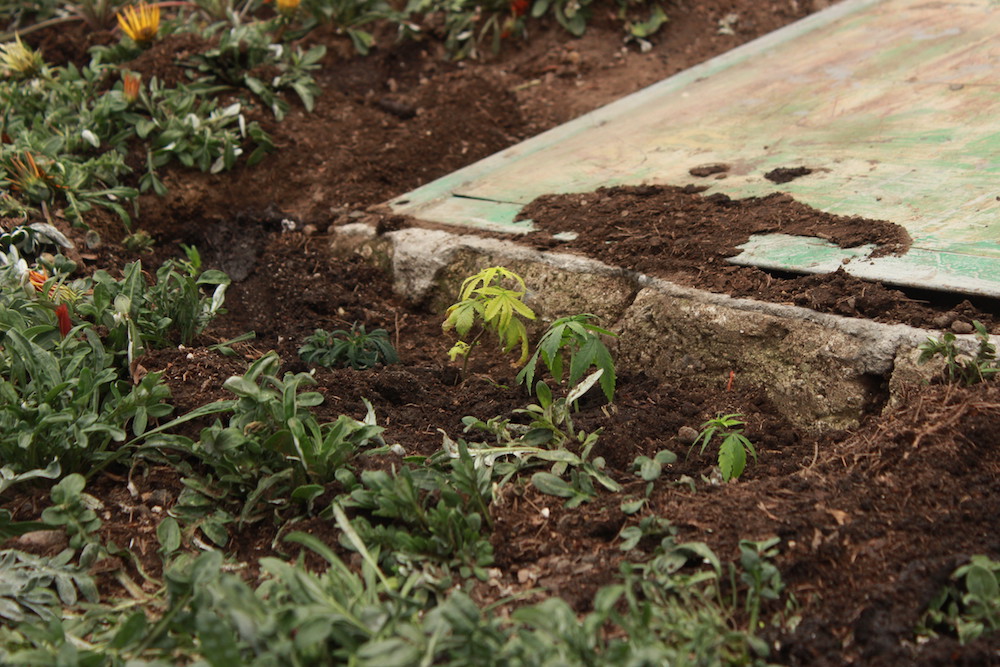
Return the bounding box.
[718,435,747,482]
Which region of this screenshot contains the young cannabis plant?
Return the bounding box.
[442,266,536,375]
[691,413,758,482]
[517,313,617,403]
[298,323,399,370]
[918,320,999,385]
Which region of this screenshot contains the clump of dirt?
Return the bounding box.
[765,166,813,183]
[520,184,998,330]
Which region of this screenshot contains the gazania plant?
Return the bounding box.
[117,2,161,46]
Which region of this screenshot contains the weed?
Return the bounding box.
[921,554,1000,645]
[918,320,998,385]
[517,313,618,403]
[691,413,758,482]
[0,546,99,623]
[188,21,326,120]
[443,266,536,375]
[299,323,399,370]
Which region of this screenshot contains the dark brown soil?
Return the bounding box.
[6,2,1000,665]
[519,184,999,330]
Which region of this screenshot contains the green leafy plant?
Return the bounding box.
[918,320,998,385]
[732,537,786,636]
[297,0,401,54]
[517,313,617,403]
[460,370,622,507]
[691,413,758,482]
[298,323,399,370]
[0,546,100,624]
[442,266,536,376]
[187,21,326,120]
[0,285,175,474]
[75,248,230,362]
[0,41,276,225]
[148,352,386,544]
[921,555,1000,645]
[340,465,494,579]
[40,474,102,549]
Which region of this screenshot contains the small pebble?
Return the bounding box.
[951,320,974,334]
[15,530,67,551]
[932,313,955,329]
[677,425,699,445]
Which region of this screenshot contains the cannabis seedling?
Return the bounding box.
[691,413,757,482]
[517,313,617,403]
[299,323,399,370]
[442,266,536,376]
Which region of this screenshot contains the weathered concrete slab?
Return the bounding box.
[332,224,942,431]
[387,0,1000,297]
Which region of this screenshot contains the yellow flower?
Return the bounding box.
[27,268,81,303]
[276,0,301,16]
[117,2,161,46]
[0,34,44,78]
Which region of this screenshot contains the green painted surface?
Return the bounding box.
[389,0,1000,297]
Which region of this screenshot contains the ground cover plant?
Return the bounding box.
[3,0,1000,664]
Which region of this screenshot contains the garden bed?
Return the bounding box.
[3,1,1000,664]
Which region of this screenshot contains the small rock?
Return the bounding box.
[15,530,67,551]
[302,224,319,236]
[932,313,955,329]
[677,426,699,445]
[145,489,173,507]
[951,320,974,334]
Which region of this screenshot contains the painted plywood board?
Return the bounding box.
[389,0,1000,297]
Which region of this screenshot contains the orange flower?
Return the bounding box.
[122,72,141,103]
[8,152,56,204]
[117,2,160,46]
[27,269,48,293]
[27,268,80,303]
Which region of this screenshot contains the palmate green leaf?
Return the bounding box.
[458,266,526,301]
[481,287,535,332]
[443,300,479,338]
